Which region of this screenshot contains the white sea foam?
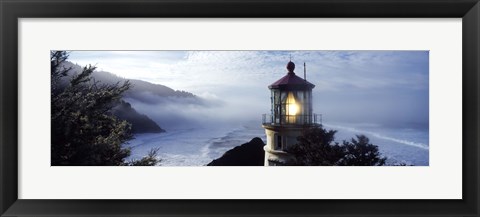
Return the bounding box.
[324,124,429,150]
[124,123,266,166]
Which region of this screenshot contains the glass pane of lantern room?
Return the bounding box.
[280,91,287,124]
[296,91,304,123]
[270,91,274,112]
[273,90,281,124]
[270,90,274,120]
[305,90,313,124]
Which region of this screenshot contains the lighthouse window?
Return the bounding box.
[275,134,282,150]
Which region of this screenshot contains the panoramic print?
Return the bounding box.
[50,50,429,166]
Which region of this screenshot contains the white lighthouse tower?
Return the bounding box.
[262,60,320,166]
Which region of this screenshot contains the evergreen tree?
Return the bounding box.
[126,148,161,166]
[339,135,386,166]
[286,126,387,166]
[287,127,344,166]
[50,51,159,166]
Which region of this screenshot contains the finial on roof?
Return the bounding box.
[286,61,295,73]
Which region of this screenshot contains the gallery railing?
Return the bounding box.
[262,113,322,126]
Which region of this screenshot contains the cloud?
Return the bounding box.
[68,50,429,129]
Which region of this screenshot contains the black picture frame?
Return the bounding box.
[1,0,479,216]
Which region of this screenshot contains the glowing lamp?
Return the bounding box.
[286,92,299,116]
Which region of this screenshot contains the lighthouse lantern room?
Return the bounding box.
[262,60,320,166]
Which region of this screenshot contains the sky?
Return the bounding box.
[67,50,429,129]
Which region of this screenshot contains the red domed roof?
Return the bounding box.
[269,61,315,90]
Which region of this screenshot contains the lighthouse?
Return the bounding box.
[262,60,320,166]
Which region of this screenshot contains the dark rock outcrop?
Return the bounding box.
[207,137,265,166]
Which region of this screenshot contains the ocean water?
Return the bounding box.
[124,122,266,166]
[125,121,428,166]
[325,123,429,166]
